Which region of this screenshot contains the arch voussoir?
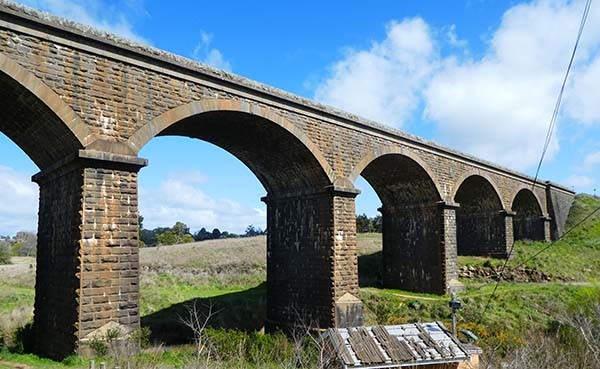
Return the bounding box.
[127,98,336,186]
[0,52,92,154]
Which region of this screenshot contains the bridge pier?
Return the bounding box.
[32,150,146,360]
[381,201,459,295]
[543,216,552,242]
[513,213,548,242]
[455,207,513,258]
[500,210,515,257]
[263,186,362,332]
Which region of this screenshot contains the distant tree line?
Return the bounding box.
[0,231,37,264]
[356,214,382,233]
[139,216,265,247]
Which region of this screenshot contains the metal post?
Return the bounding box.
[448,292,462,338]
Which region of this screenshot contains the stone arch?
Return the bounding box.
[510,185,546,215]
[352,151,448,294]
[347,146,444,197]
[0,52,92,168]
[127,99,352,331]
[512,188,545,241]
[451,169,505,209]
[454,174,507,257]
[126,99,335,193]
[357,152,443,206]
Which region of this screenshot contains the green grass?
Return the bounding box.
[0,194,599,367]
[357,194,600,349]
[0,351,88,368]
[140,272,263,316]
[0,286,33,314]
[508,196,600,280]
[456,194,600,281]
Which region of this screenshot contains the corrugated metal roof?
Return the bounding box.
[323,322,469,368]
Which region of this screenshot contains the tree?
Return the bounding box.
[356,214,372,233]
[0,241,10,264]
[140,229,157,247]
[211,228,221,239]
[172,221,190,236]
[14,231,36,256]
[194,228,211,241]
[372,215,383,233]
[180,234,194,244]
[355,214,383,233]
[156,231,177,246]
[245,225,259,237]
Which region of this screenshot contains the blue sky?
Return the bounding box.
[1,0,599,235]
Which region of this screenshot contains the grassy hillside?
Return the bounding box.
[1,194,599,368]
[459,193,600,281]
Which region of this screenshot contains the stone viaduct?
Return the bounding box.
[0,2,575,359]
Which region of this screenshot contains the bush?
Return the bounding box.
[0,241,11,264]
[204,328,296,364]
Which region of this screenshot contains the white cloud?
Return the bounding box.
[314,18,437,127]
[17,0,150,44]
[425,0,600,171]
[446,24,468,49]
[583,151,600,169]
[0,166,267,236]
[192,31,232,71]
[568,57,600,124]
[314,0,600,172]
[139,171,265,234]
[564,174,594,190]
[0,166,38,235]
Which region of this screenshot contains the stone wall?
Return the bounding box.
[546,184,576,239]
[78,166,141,340]
[31,152,145,358]
[382,203,453,294]
[265,189,360,331]
[33,165,84,359]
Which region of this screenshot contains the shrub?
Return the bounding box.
[0,241,11,264]
[204,328,296,364]
[131,326,152,349]
[89,337,108,357]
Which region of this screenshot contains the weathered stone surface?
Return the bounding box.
[31,152,144,359]
[0,2,576,359]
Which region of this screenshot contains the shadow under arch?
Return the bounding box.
[453,174,508,258]
[353,152,451,294]
[0,52,92,168]
[141,284,267,345]
[348,147,444,198]
[512,188,546,241]
[451,169,505,209]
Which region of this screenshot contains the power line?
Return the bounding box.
[510,204,600,272]
[478,202,600,323]
[477,0,593,323]
[532,0,592,185]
